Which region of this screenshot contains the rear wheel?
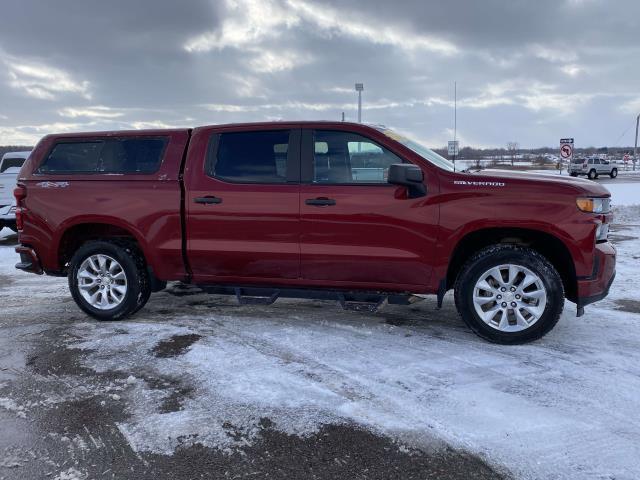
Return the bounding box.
[569,172,578,177]
[68,240,151,321]
[610,168,618,178]
[454,245,564,344]
[588,169,597,180]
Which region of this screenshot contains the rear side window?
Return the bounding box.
[1,157,26,172]
[209,130,290,183]
[38,137,167,174]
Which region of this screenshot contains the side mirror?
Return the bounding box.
[387,163,426,198]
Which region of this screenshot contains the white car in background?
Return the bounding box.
[568,157,619,179]
[0,151,30,232]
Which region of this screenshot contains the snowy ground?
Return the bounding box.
[0,183,638,479]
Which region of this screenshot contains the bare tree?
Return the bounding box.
[506,142,519,166]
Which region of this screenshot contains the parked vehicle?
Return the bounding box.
[13,122,615,344]
[0,151,30,232]
[568,157,618,179]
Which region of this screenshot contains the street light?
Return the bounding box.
[355,83,363,123]
[634,113,639,171]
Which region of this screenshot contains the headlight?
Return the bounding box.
[576,197,610,213]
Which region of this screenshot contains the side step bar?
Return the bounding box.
[234,287,279,306]
[196,284,424,312]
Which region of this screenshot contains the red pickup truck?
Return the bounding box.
[13,122,615,344]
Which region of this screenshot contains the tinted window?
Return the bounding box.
[211,130,290,183]
[39,138,167,174]
[0,157,26,173]
[313,130,402,184]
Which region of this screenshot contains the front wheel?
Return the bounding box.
[68,240,151,321]
[610,168,618,178]
[454,245,564,344]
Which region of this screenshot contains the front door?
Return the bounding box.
[186,127,301,283]
[299,128,438,290]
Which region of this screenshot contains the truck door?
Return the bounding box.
[185,127,301,282]
[299,128,438,289]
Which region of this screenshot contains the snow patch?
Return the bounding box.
[53,467,86,480]
[606,182,639,207]
[0,397,27,418]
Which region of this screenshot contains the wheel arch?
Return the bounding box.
[446,227,577,302]
[56,219,149,273]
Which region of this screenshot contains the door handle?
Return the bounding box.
[305,197,336,206]
[194,196,222,205]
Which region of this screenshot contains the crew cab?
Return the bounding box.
[568,157,619,179]
[13,122,616,344]
[0,151,30,232]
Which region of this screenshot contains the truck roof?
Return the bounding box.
[40,121,373,139]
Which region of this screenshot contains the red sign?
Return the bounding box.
[560,144,573,159]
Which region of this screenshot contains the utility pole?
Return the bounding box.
[634,113,639,171]
[341,111,345,122]
[355,83,364,123]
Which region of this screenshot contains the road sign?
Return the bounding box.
[448,140,459,156]
[623,154,630,163]
[560,138,574,161]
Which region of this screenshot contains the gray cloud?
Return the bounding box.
[0,0,638,148]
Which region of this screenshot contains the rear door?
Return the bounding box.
[185,127,301,282]
[298,128,438,290]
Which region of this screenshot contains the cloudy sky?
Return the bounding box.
[0,0,639,148]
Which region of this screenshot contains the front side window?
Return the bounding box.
[312,130,402,184]
[211,130,290,183]
[39,138,167,174]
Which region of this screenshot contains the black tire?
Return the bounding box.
[68,240,151,321]
[454,245,564,344]
[569,172,578,177]
[588,169,597,180]
[610,168,617,178]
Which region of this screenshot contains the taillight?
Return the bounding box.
[14,185,26,205]
[14,185,26,231]
[15,208,24,231]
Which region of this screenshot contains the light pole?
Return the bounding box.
[634,113,639,171]
[355,83,363,123]
[453,81,457,171]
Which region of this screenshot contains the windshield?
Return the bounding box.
[375,127,455,172]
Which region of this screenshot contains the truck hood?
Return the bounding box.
[472,169,611,196]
